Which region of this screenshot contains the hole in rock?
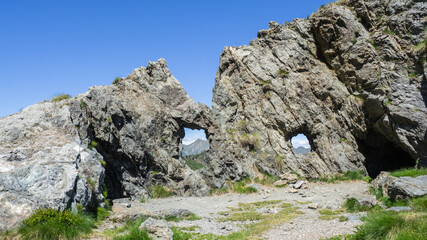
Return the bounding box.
[357,131,415,178]
[291,134,312,154]
[181,128,209,170]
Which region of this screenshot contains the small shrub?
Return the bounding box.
[112,77,122,85]
[150,185,174,198]
[278,69,289,77]
[86,178,96,192]
[51,94,72,102]
[19,208,95,240]
[343,198,372,212]
[80,100,88,110]
[239,133,259,152]
[254,172,279,186]
[161,137,166,143]
[98,159,106,168]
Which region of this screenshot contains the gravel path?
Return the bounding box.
[95,180,374,239]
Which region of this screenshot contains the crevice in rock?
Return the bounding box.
[94,138,149,200]
[357,131,415,178]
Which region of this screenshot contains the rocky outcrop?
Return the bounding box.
[206,0,426,185]
[0,100,105,230]
[71,59,212,199]
[372,172,427,200]
[0,0,425,231]
[312,0,427,176]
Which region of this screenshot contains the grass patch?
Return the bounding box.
[232,177,257,194]
[165,213,202,222]
[18,208,95,240]
[318,209,344,221]
[183,152,206,170]
[278,69,289,77]
[210,187,229,195]
[96,207,111,223]
[318,209,344,215]
[318,171,364,183]
[51,94,72,102]
[254,172,279,186]
[390,167,427,178]
[150,185,174,198]
[112,77,122,85]
[104,217,150,240]
[220,211,263,222]
[343,198,373,212]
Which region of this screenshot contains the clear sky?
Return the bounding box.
[0,0,333,142]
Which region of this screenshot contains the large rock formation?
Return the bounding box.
[71,59,212,199]
[205,0,426,185]
[0,0,425,231]
[0,100,105,230]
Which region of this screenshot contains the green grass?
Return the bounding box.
[317,171,364,183]
[112,77,122,85]
[183,152,206,170]
[390,167,427,178]
[254,172,279,186]
[95,207,111,223]
[165,213,202,222]
[18,208,95,240]
[220,211,263,222]
[210,187,229,195]
[325,195,427,240]
[343,198,373,212]
[105,217,150,240]
[51,94,72,102]
[231,177,258,194]
[150,185,174,198]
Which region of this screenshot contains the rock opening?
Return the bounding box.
[357,131,416,178]
[181,128,209,171]
[291,134,312,154]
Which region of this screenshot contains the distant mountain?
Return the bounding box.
[182,139,209,156]
[294,146,310,154]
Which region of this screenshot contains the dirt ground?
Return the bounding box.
[90,180,374,240]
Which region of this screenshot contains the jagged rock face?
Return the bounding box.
[0,101,105,230]
[210,18,367,181]
[312,0,427,175]
[72,59,211,199]
[208,0,426,183]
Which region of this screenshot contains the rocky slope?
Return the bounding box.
[182,139,209,156]
[0,0,425,231]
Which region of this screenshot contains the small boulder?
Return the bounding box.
[293,180,305,189]
[139,217,173,240]
[273,180,288,187]
[289,189,298,193]
[308,203,319,209]
[280,173,299,184]
[387,206,411,212]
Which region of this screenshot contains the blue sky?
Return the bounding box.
[0,0,333,142]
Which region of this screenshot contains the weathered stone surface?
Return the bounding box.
[139,217,173,240]
[205,0,426,186]
[72,59,211,199]
[0,100,105,230]
[372,172,427,200]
